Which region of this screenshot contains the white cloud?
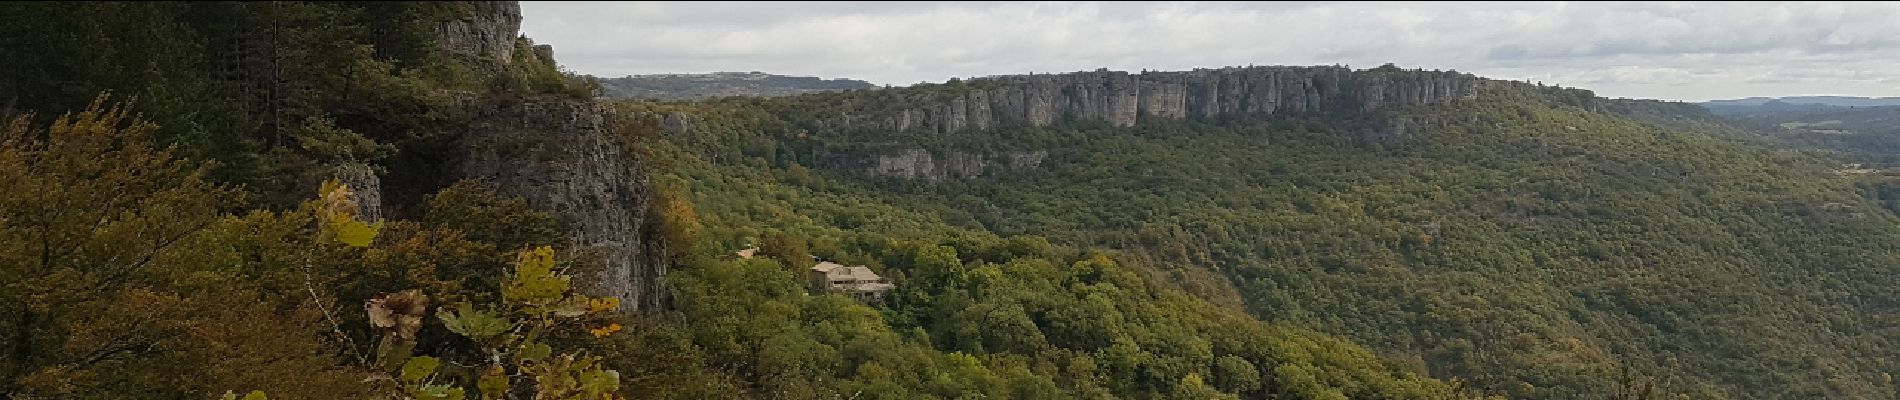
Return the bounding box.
[521,1,1900,101]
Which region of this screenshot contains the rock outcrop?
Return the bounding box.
[331,162,384,221]
[866,149,1048,181]
[783,66,1490,181]
[428,1,668,312]
[456,98,669,313]
[817,66,1482,135]
[437,1,522,62]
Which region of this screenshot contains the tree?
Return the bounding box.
[651,176,704,263]
[1211,355,1261,394]
[422,180,563,252]
[0,97,228,396]
[1169,373,1239,400]
[0,97,362,398]
[760,231,812,270]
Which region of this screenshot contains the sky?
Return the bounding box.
[519,1,1900,102]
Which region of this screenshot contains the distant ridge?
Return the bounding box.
[597,71,876,100]
[1703,96,1900,108]
[1701,96,1900,116]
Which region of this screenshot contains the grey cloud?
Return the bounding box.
[521,1,1900,101]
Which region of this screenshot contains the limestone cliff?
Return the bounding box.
[405,1,669,312]
[331,162,384,221]
[866,149,1048,181]
[771,66,1483,181]
[815,66,1482,135]
[436,1,522,62]
[456,98,669,312]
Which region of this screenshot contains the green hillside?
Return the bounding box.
[626,81,1900,399]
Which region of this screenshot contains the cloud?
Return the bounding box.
[521,1,1900,101]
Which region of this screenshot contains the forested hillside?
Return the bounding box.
[1703,96,1900,116]
[0,2,1477,399]
[1715,105,1900,167]
[626,74,1900,399]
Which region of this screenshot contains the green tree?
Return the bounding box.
[1170,373,1240,400]
[760,231,812,270]
[0,97,362,398]
[1212,354,1262,395]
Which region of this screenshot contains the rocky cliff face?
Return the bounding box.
[818,67,1481,135]
[332,162,384,221]
[794,66,1482,181]
[456,98,669,313]
[437,1,522,62]
[866,149,1048,181]
[423,1,667,312]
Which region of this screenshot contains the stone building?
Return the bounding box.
[809,261,894,300]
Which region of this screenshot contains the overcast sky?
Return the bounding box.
[520,1,1900,102]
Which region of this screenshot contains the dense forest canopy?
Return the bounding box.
[628,75,1900,399]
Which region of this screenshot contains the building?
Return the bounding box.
[810,261,894,300]
[735,247,758,259]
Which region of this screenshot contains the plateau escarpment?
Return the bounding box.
[736,65,1492,180]
[699,65,1710,181]
[810,66,1484,135]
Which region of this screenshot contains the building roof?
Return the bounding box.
[809,261,895,294]
[735,247,757,259]
[815,263,886,281]
[850,282,895,293]
[835,266,882,281]
[847,267,881,280]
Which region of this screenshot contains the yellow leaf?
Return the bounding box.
[330,219,379,247]
[319,179,359,221]
[587,297,620,313]
[589,323,623,338]
[517,246,556,272]
[503,246,569,305]
[478,364,509,398]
